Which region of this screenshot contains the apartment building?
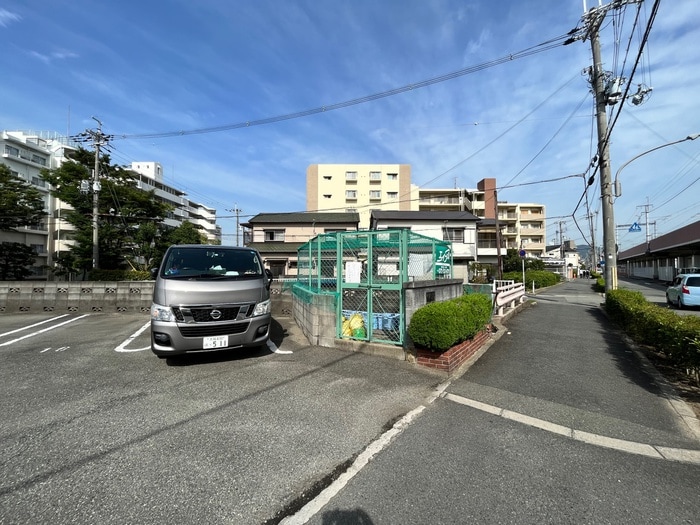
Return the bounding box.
[130,162,221,243]
[416,178,546,262]
[306,164,413,229]
[0,130,222,279]
[0,131,78,278]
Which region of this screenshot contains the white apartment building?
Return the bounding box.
[0,130,222,279]
[306,164,413,229]
[130,162,220,243]
[0,131,78,278]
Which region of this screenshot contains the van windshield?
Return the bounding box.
[161,247,264,279]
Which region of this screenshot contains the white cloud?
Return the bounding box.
[0,8,21,28]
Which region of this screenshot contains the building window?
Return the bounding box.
[31,154,47,166]
[387,173,398,180]
[345,171,357,181]
[323,194,332,199]
[4,145,20,157]
[369,171,381,181]
[264,229,285,242]
[369,190,381,200]
[387,191,398,200]
[323,175,332,180]
[443,228,464,243]
[345,190,357,200]
[30,244,45,254]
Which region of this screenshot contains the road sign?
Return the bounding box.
[519,249,526,257]
[629,222,642,232]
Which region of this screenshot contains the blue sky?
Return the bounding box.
[1,1,698,251]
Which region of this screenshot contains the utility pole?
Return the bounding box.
[494,189,502,280]
[74,119,111,270]
[227,205,242,246]
[589,14,617,292]
[573,1,642,291]
[92,118,102,270]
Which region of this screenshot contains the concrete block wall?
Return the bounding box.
[404,278,465,327]
[292,292,336,347]
[0,281,154,314]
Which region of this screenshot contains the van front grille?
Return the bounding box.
[172,305,254,323]
[179,322,250,338]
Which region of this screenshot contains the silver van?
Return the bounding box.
[150,245,273,357]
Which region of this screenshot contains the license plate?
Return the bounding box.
[203,335,228,349]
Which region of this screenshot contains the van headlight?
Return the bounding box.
[151,303,176,322]
[253,299,271,317]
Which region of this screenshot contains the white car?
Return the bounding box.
[666,273,700,309]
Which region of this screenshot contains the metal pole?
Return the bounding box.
[590,22,617,292]
[92,117,102,270]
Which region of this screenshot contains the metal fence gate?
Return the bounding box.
[296,229,453,346]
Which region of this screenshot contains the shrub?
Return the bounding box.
[502,270,561,289]
[605,289,700,383]
[88,269,152,281]
[408,293,492,352]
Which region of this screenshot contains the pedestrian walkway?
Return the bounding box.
[447,278,700,463]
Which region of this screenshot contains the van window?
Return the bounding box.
[163,247,263,278]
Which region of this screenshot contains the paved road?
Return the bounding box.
[616,275,700,316]
[2,279,699,524]
[0,312,441,524]
[287,279,700,525]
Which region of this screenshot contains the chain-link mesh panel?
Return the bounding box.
[297,229,453,346]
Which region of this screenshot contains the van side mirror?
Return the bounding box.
[265,269,273,290]
[150,267,159,280]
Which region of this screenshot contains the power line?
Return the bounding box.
[110,35,574,141]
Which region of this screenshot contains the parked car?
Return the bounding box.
[666,273,700,309]
[150,245,274,357]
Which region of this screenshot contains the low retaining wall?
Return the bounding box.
[0,281,154,314]
[414,326,494,374]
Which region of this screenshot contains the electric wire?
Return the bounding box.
[106,36,574,141]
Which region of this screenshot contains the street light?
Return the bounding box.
[609,133,700,289]
[614,133,700,198]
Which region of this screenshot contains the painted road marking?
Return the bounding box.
[115,321,151,353]
[0,315,69,339]
[443,392,700,465]
[0,315,89,347]
[268,339,293,354]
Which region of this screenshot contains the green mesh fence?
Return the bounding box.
[295,230,452,346]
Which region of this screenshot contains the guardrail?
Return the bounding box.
[493,281,526,316]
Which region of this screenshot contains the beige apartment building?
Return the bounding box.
[416,178,546,259]
[306,166,545,265]
[306,164,413,229]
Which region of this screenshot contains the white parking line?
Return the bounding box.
[114,321,151,353]
[0,314,69,338]
[268,339,293,354]
[0,314,89,347]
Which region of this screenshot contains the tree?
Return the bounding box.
[40,148,173,275]
[165,221,207,246]
[0,242,37,280]
[0,164,45,230]
[503,248,545,273]
[0,164,47,280]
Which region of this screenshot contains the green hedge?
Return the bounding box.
[408,293,492,352]
[502,270,562,289]
[605,289,700,381]
[88,269,152,281]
